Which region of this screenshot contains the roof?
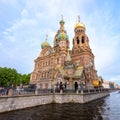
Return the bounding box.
[58,67,67,77]
[54,67,68,78]
[72,66,83,78]
[74,22,86,30]
[41,41,51,49]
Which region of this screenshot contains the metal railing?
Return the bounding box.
[0,88,110,97]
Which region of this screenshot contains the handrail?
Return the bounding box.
[0,88,111,97]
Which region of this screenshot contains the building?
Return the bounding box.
[102,80,110,89]
[30,16,99,89]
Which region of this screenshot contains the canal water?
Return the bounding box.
[0,91,120,120]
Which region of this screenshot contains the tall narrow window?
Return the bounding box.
[73,39,74,45]
[47,72,49,78]
[77,37,79,44]
[82,36,84,43]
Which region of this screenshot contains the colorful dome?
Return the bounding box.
[59,19,65,24]
[74,22,85,30]
[41,41,51,49]
[58,32,69,40]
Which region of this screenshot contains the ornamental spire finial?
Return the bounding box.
[78,16,80,22]
[61,14,63,20]
[45,34,48,41]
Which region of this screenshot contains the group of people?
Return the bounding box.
[55,81,84,93]
[0,87,8,95]
[56,82,66,92]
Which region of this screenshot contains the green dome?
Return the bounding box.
[58,32,69,40]
[59,19,65,24]
[41,41,51,49]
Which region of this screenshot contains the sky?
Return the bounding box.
[0,0,120,85]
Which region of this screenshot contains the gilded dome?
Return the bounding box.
[41,41,51,49]
[58,32,69,40]
[74,22,85,30]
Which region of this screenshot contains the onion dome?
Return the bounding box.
[74,16,86,30]
[59,19,65,24]
[41,35,51,49]
[58,32,69,40]
[74,22,85,30]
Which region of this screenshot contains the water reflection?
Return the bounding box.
[0,91,120,120]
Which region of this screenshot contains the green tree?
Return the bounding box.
[0,67,31,87]
[21,73,30,85]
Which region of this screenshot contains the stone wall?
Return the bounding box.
[0,94,53,113]
[0,92,109,113]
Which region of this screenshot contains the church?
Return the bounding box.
[30,16,100,89]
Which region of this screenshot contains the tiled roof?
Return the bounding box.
[54,67,68,78]
[72,66,83,78]
[58,67,67,77]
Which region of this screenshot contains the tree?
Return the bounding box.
[0,67,31,87]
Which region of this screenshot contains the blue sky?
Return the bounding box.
[0,0,120,85]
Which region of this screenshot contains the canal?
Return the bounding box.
[0,91,120,120]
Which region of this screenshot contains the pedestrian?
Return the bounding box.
[60,82,63,90]
[74,82,78,92]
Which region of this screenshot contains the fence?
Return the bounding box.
[0,87,110,97]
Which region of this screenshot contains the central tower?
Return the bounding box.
[53,16,70,66]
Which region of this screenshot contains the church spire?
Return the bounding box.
[45,34,48,41]
[41,34,51,49]
[59,15,65,30]
[61,14,63,20]
[78,15,80,22]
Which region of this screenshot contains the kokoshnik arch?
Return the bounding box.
[30,16,100,89]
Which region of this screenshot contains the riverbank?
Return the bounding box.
[0,91,119,120]
[0,89,109,113]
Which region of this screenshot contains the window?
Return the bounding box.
[42,72,44,78]
[82,36,84,43]
[47,72,49,78]
[76,37,79,44]
[73,39,74,45]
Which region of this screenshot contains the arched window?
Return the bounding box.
[47,72,49,78]
[42,72,44,78]
[76,37,79,44]
[44,72,46,78]
[82,36,84,43]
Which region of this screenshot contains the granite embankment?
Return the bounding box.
[0,89,109,113]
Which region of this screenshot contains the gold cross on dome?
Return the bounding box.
[78,16,80,22]
[61,14,63,20]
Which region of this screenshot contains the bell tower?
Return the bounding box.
[72,16,98,88]
[72,16,91,53]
